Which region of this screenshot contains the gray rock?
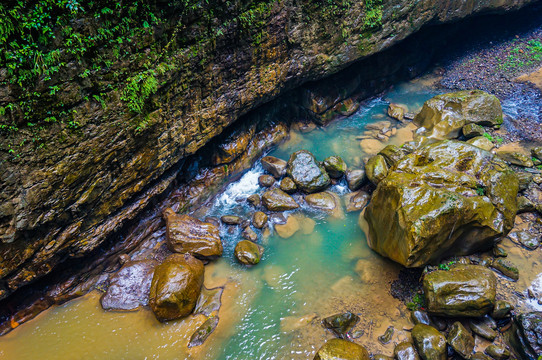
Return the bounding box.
[287,150,330,193]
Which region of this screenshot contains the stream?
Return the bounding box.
[1,75,541,360]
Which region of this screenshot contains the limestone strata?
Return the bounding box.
[0,0,536,299]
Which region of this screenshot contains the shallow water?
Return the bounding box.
[1,75,540,359]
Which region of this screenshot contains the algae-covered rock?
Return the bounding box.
[323,156,347,178]
[262,188,299,211]
[532,147,542,160]
[305,191,342,217]
[491,258,519,281]
[188,315,219,348]
[261,156,287,178]
[313,338,370,360]
[279,177,297,193]
[496,149,534,167]
[365,154,388,185]
[423,265,496,317]
[379,144,409,167]
[491,300,514,319]
[462,123,485,139]
[252,211,268,229]
[485,344,510,360]
[414,90,503,140]
[344,191,370,212]
[509,312,542,360]
[287,150,330,193]
[447,321,474,358]
[163,208,223,259]
[469,316,498,341]
[234,240,264,265]
[221,215,242,225]
[364,140,518,267]
[394,342,420,360]
[411,324,447,360]
[149,254,204,321]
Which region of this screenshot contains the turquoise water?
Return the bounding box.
[0,77,443,359]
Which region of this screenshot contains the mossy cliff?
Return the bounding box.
[0,0,536,299]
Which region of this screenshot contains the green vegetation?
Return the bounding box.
[406,293,425,311]
[498,38,542,70]
[363,0,383,29]
[482,132,503,144]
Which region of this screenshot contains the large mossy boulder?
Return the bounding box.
[149,254,204,321]
[287,150,331,193]
[414,90,503,140]
[163,208,223,259]
[423,265,496,317]
[364,140,518,267]
[508,312,542,360]
[313,338,370,360]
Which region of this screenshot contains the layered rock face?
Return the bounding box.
[0,0,536,299]
[364,140,519,267]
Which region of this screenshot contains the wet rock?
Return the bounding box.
[517,196,536,214]
[241,226,258,242]
[374,355,393,360]
[378,326,394,344]
[149,254,204,321]
[323,156,347,178]
[462,123,485,139]
[492,245,508,258]
[188,315,219,348]
[447,321,474,359]
[101,260,158,311]
[495,149,534,167]
[411,324,447,360]
[509,312,542,360]
[423,265,496,317]
[365,154,388,185]
[247,194,261,206]
[344,191,370,212]
[258,174,276,187]
[509,230,539,250]
[388,103,406,121]
[485,344,510,360]
[279,177,297,194]
[305,191,341,216]
[413,90,503,140]
[346,169,366,191]
[163,208,223,259]
[490,258,519,281]
[364,141,518,268]
[275,215,300,238]
[313,338,370,360]
[287,150,330,193]
[472,352,492,360]
[212,127,253,165]
[221,215,242,225]
[379,144,409,167]
[517,172,533,191]
[261,156,287,178]
[411,310,432,326]
[532,147,542,161]
[252,211,268,229]
[395,342,420,360]
[234,240,264,265]
[469,318,497,341]
[467,136,494,151]
[491,300,513,319]
[261,188,299,211]
[322,312,360,338]
[194,286,224,316]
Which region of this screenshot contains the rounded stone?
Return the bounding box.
[234,240,264,265]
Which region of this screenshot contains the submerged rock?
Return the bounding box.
[346,169,366,191]
[275,215,300,238]
[261,188,299,211]
[313,338,370,360]
[411,324,447,360]
[261,156,287,178]
[323,156,347,178]
[101,260,158,311]
[509,230,539,250]
[234,240,264,265]
[365,154,388,185]
[378,326,394,345]
[364,141,518,268]
[221,215,242,225]
[447,321,474,358]
[163,208,223,259]
[322,312,360,338]
[305,191,342,217]
[423,265,496,317]
[149,254,204,321]
[413,90,503,140]
[287,150,330,193]
[188,315,219,348]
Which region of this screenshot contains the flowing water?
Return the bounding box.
[1,75,541,359]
